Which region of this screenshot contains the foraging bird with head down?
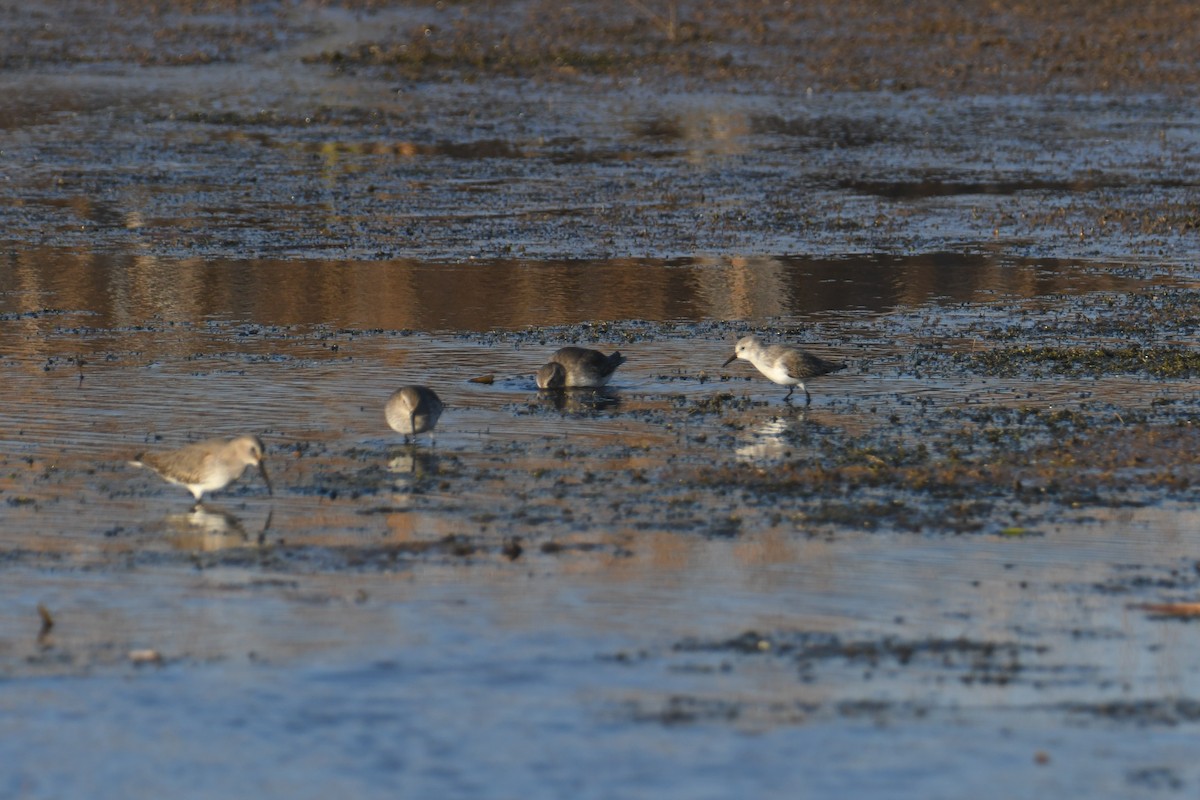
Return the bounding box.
[385,385,444,443]
[536,346,626,389]
[723,334,846,404]
[131,435,272,504]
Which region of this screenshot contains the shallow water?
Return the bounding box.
[5,250,1200,797]
[5,510,1200,798]
[5,2,1200,797]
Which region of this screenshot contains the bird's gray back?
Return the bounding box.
[775,346,846,379]
[554,347,624,378]
[141,443,216,484]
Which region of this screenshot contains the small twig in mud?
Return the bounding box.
[1133,602,1200,618]
[625,0,679,42]
[36,604,54,633]
[37,603,55,643]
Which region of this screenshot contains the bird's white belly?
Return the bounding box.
[188,464,241,494]
[757,360,800,386]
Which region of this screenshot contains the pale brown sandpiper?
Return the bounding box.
[385,385,444,442]
[131,435,272,503]
[723,334,846,404]
[536,347,626,389]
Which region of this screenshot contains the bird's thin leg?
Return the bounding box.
[804,388,813,406]
[784,386,795,402]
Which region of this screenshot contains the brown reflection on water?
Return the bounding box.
[629,110,752,164]
[0,247,1149,336]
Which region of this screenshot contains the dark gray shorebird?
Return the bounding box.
[536,347,626,389]
[131,435,272,503]
[723,334,846,404]
[385,385,444,442]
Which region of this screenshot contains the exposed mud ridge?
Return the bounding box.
[1,1,1198,94]
[1062,699,1200,726]
[677,629,1045,685]
[964,345,1200,379]
[613,629,1069,728]
[5,3,1200,263]
[980,290,1200,343]
[1094,558,1200,596]
[301,1,1200,94]
[690,402,1200,535]
[627,694,1200,730]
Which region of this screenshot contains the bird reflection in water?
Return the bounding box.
[387,443,440,477]
[536,388,622,413]
[734,410,811,465]
[166,506,274,551]
[387,443,441,504]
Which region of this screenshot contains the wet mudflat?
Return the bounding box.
[4,1,1200,797]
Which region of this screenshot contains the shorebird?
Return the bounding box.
[131,435,272,503]
[723,334,846,404]
[385,385,444,442]
[536,347,626,389]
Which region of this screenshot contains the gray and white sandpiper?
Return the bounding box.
[536,347,626,389]
[723,334,846,404]
[131,435,272,503]
[385,385,444,442]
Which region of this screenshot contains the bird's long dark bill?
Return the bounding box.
[722,354,738,367]
[258,461,274,495]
